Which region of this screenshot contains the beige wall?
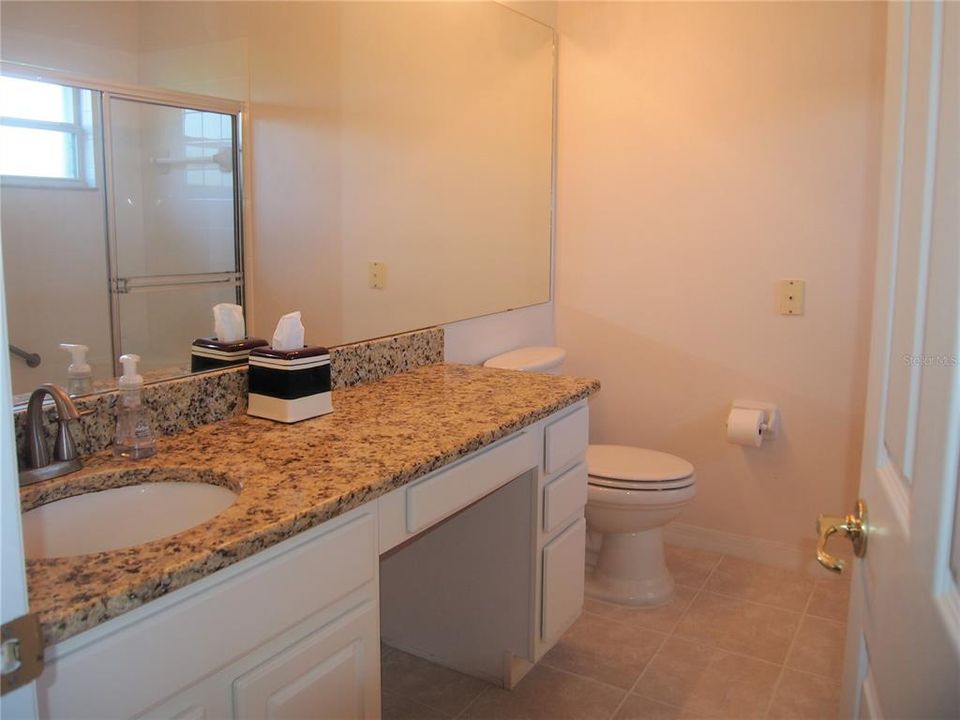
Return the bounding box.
[2,187,114,393]
[555,1,886,552]
[338,1,553,341]
[0,0,140,82]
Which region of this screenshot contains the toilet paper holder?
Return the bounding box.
[730,400,780,439]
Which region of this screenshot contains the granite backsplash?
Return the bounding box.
[14,327,444,464]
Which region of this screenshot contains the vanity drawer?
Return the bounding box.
[543,462,588,533]
[406,431,537,534]
[543,405,589,475]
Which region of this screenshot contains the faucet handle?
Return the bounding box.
[52,417,79,462]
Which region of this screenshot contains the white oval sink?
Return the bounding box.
[22,479,238,559]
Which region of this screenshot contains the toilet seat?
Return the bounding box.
[588,475,695,491]
[587,445,695,491]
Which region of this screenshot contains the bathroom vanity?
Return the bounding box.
[20,364,598,719]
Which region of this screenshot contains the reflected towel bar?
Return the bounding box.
[9,344,41,368]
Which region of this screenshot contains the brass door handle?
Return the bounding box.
[816,499,868,573]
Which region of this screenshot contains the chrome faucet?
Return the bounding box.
[18,383,83,486]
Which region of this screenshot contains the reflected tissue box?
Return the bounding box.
[191,337,269,372]
[247,345,333,423]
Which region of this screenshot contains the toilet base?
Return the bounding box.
[584,527,675,606]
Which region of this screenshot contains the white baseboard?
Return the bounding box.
[663,522,848,578]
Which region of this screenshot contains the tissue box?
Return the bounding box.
[191,337,269,372]
[247,346,332,423]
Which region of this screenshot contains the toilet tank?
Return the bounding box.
[483,346,567,374]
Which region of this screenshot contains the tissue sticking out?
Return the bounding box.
[271,311,305,351]
[213,303,245,343]
[191,303,267,372]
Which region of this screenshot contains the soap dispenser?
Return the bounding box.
[113,353,156,459]
[59,343,93,396]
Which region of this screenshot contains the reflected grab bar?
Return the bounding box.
[153,149,232,172]
[9,344,41,368]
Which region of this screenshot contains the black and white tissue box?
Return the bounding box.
[247,345,333,423]
[191,337,269,372]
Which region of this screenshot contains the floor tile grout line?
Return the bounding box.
[392,691,466,720]
[697,551,831,614]
[606,631,673,720]
[667,616,790,668]
[536,655,674,699]
[783,665,847,683]
[665,561,799,670]
[532,658,668,718]
[681,585,813,615]
[701,549,726,585]
[604,555,720,719]
[451,685,490,720]
[669,574,707,637]
[444,685,488,720]
[805,608,849,623]
[660,634,788,670]
[579,600,696,634]
[381,647,491,719]
[762,583,816,719]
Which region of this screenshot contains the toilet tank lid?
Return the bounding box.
[587,445,695,482]
[483,346,567,372]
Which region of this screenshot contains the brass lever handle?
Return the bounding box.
[816,499,868,573]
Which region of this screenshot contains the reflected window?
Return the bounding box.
[0,75,96,187]
[182,109,233,188]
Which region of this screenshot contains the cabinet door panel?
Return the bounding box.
[541,517,586,642]
[233,601,379,720]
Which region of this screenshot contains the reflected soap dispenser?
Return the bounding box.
[59,343,93,396]
[113,353,156,459]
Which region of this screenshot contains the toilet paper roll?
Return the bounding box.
[727,408,765,447]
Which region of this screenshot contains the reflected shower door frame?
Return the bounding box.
[1,62,247,380]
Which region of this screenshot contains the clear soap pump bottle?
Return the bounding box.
[59,343,93,396]
[113,353,156,459]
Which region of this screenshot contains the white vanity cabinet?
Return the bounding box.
[38,508,382,720]
[35,401,590,719]
[536,405,590,651]
[379,401,590,686]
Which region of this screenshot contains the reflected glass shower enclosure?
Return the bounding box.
[0,69,244,396]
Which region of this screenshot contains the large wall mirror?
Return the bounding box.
[0,1,555,398]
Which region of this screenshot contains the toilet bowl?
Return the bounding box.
[483,347,696,607]
[585,445,695,606]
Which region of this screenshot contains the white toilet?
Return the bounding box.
[484,346,697,607]
[584,445,695,605]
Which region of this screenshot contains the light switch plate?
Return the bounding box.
[777,279,805,315]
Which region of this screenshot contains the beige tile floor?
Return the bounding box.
[381,546,850,720]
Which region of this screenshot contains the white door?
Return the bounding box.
[0,236,39,716]
[831,2,960,718]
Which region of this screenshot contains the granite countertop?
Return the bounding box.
[22,363,599,647]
